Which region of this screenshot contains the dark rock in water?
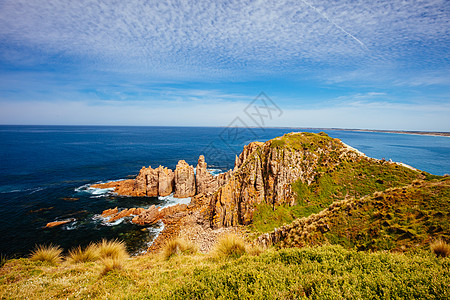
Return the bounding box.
[62,197,79,202]
[29,207,54,213]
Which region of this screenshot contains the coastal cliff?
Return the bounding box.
[93,132,425,233]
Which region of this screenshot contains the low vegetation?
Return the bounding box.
[431,238,450,258]
[97,239,129,260]
[67,243,99,263]
[29,244,63,265]
[163,238,198,260]
[100,257,124,275]
[1,244,448,299]
[211,234,247,259]
[278,178,450,251]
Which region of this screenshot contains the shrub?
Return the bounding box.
[212,234,247,259]
[246,244,265,256]
[67,243,99,263]
[162,238,198,260]
[431,238,450,258]
[97,239,128,260]
[30,244,63,264]
[100,257,123,275]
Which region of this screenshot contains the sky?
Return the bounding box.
[0,0,449,131]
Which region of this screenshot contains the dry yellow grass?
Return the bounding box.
[246,244,265,256]
[212,234,247,259]
[431,238,450,258]
[29,244,63,264]
[97,239,128,260]
[100,257,124,275]
[162,238,198,260]
[67,243,99,263]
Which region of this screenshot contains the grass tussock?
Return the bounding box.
[67,243,99,263]
[431,238,450,258]
[97,239,128,260]
[162,238,198,260]
[212,234,247,259]
[29,244,63,265]
[246,244,265,256]
[100,257,124,275]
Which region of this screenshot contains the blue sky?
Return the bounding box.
[0,0,449,130]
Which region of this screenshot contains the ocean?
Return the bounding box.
[0,125,449,257]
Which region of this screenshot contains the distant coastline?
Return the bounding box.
[257,127,450,137]
[326,128,450,137]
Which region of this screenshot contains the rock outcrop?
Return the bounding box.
[174,160,196,198]
[196,155,233,195]
[209,132,363,228]
[101,207,146,223]
[132,204,188,225]
[92,160,211,198]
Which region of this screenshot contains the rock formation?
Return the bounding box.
[209,132,363,228]
[131,204,188,225]
[195,155,233,195]
[174,160,196,198]
[99,205,188,225]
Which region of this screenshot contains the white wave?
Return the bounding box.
[158,193,191,207]
[0,186,46,194]
[63,221,79,231]
[136,221,165,255]
[75,181,121,197]
[207,168,225,176]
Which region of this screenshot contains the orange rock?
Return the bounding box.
[101,207,118,218]
[45,219,74,228]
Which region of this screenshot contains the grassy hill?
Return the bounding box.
[274,177,450,252]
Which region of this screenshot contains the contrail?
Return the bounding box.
[300,0,368,50]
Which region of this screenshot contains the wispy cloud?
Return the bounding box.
[0,0,448,80]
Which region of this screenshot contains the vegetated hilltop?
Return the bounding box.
[210,132,424,229]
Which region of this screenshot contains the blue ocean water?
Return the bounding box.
[0,125,449,257]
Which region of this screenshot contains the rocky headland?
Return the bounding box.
[91,132,446,253]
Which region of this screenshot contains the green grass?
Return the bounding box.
[251,203,295,233]
[269,131,336,151]
[291,158,424,219]
[1,245,448,299]
[281,178,450,252]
